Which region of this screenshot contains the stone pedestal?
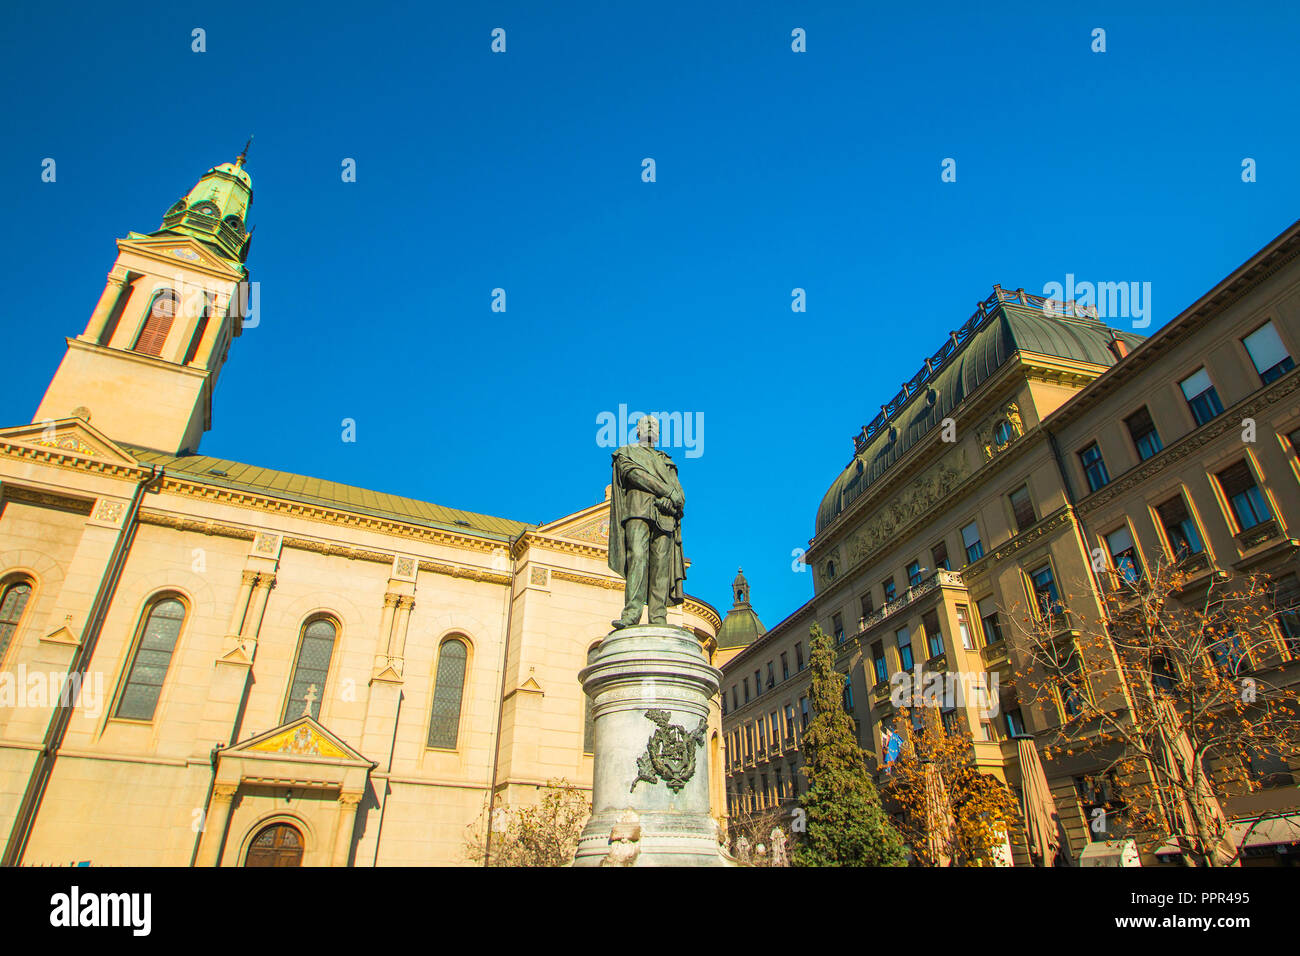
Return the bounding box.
[573,624,734,866]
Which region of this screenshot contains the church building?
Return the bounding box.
[0,153,724,866]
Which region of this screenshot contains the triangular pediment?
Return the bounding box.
[119,234,244,279]
[228,715,369,764]
[538,495,611,547]
[0,418,140,466]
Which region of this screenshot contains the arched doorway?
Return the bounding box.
[244,823,304,867]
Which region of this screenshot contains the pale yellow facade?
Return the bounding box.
[0,157,723,867]
[722,220,1300,865]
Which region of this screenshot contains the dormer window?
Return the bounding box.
[191,200,220,217]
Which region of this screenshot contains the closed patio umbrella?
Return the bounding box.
[1015,734,1062,866]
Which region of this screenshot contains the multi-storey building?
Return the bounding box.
[721,219,1300,865]
[0,153,725,866]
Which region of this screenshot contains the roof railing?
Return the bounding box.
[851,285,1101,455]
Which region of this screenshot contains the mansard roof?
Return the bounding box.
[814,288,1145,536]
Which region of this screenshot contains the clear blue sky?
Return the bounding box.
[2,2,1298,627]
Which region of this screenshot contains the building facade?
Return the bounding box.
[0,155,724,867]
[722,220,1300,865]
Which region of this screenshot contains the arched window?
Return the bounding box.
[283,617,337,722]
[115,595,186,720]
[133,290,179,357]
[0,577,34,663]
[182,293,214,365]
[427,638,468,749]
[244,823,303,867]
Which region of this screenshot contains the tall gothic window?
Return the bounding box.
[0,578,34,663]
[283,617,337,722]
[133,289,179,357]
[115,595,186,720]
[427,637,468,749]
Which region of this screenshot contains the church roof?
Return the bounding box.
[814,289,1146,535]
[126,445,530,540]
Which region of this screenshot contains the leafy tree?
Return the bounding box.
[793,623,908,866]
[1007,559,1300,867]
[465,778,590,866]
[884,706,1019,866]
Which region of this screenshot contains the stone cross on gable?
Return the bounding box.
[302,684,318,718]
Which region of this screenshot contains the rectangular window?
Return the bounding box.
[1105,525,1142,585]
[871,640,887,684]
[895,626,913,672]
[1078,442,1110,493]
[780,652,789,681]
[743,678,750,704]
[795,641,804,671]
[757,719,767,750]
[766,661,776,688]
[882,576,896,602]
[1217,459,1271,531]
[1243,321,1294,384]
[1272,573,1300,654]
[1180,367,1224,426]
[731,686,739,711]
[784,703,797,741]
[907,560,923,587]
[956,604,976,650]
[842,676,854,712]
[931,539,950,572]
[771,710,781,744]
[961,521,984,563]
[799,696,810,730]
[1209,627,1248,674]
[922,609,944,659]
[1004,707,1025,738]
[754,669,762,698]
[978,596,1003,644]
[832,613,845,644]
[1029,563,1059,619]
[1155,494,1204,559]
[744,724,753,759]
[1009,485,1036,532]
[1125,406,1162,461]
[1059,645,1088,718]
[720,693,727,716]
[860,592,874,618]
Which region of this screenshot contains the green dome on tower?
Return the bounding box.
[146,140,255,266]
[716,568,766,650]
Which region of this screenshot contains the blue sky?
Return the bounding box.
[2,2,1298,626]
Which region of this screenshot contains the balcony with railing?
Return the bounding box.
[847,569,968,648]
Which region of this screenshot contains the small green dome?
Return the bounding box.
[716,568,766,650]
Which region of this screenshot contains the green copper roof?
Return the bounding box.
[815,292,1146,535]
[151,154,255,265]
[125,445,531,541]
[716,568,767,649]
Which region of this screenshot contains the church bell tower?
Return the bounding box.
[34,146,256,455]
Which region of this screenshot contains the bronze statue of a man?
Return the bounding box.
[608,415,686,629]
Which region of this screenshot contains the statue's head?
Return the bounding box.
[636,415,659,447]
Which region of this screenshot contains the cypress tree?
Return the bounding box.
[792,623,909,866]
